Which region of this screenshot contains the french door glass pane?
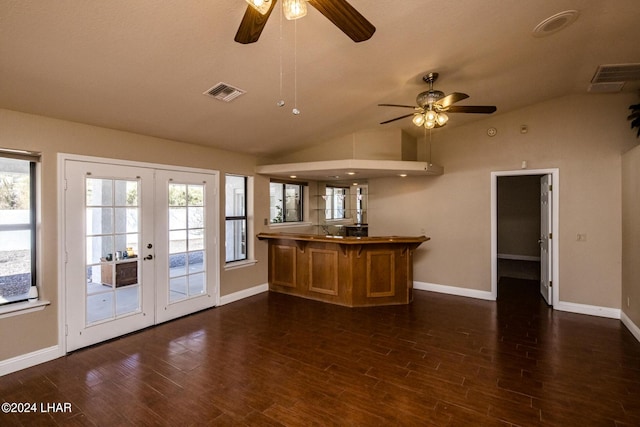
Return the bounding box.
[169,207,187,230]
[85,177,140,325]
[86,235,114,265]
[86,292,114,323]
[168,183,206,304]
[188,229,204,251]
[86,208,113,235]
[86,179,112,206]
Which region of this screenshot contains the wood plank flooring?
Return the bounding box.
[2,278,640,426]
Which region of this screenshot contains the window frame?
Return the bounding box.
[325,186,348,220]
[0,152,38,307]
[225,174,248,263]
[269,180,305,224]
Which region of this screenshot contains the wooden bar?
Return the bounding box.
[257,233,429,307]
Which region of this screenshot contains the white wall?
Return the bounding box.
[369,93,638,309]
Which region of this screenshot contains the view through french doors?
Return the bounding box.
[154,169,217,323]
[64,159,218,352]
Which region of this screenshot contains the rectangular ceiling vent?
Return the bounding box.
[203,82,246,102]
[591,63,640,83]
[589,63,640,93]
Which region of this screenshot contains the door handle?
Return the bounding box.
[143,254,153,261]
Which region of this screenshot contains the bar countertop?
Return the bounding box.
[256,232,430,245]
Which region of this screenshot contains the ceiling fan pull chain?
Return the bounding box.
[277,0,285,107]
[292,19,301,115]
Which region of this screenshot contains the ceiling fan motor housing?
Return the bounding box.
[416,90,445,108]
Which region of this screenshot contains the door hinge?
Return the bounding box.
[65,324,68,336]
[64,178,68,191]
[549,281,553,288]
[549,233,552,239]
[549,184,552,192]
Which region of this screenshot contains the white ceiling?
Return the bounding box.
[1,0,639,157]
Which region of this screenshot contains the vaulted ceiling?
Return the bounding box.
[1,0,639,157]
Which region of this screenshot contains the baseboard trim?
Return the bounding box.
[497,253,541,262]
[219,283,268,306]
[414,281,495,301]
[621,311,640,343]
[554,301,621,319]
[0,345,63,377]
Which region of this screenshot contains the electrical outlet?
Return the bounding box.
[577,233,587,242]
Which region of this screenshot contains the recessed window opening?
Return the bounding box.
[0,152,39,306]
[325,186,347,220]
[225,175,248,263]
[270,180,304,223]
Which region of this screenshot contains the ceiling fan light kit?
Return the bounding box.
[245,0,272,15]
[235,0,375,44]
[283,0,308,20]
[379,72,497,128]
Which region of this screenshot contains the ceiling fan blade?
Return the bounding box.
[234,0,278,44]
[378,103,417,109]
[436,92,469,109]
[446,105,497,114]
[307,0,376,42]
[380,113,414,125]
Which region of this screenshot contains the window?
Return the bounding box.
[325,186,347,220]
[225,175,247,262]
[270,181,303,223]
[0,153,37,306]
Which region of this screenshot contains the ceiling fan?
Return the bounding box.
[235,0,375,44]
[379,73,497,129]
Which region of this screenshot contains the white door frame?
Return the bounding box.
[57,153,220,354]
[490,168,560,306]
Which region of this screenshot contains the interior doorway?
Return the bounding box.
[496,175,542,282]
[490,169,559,306]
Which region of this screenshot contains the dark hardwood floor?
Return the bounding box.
[2,279,640,426]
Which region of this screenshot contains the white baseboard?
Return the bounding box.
[621,311,640,343]
[0,345,62,377]
[497,253,541,262]
[554,301,621,319]
[414,281,495,301]
[219,283,268,306]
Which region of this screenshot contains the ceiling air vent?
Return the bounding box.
[203,82,245,102]
[588,63,640,93]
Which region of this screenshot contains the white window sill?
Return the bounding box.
[269,221,313,229]
[224,259,258,271]
[0,299,50,319]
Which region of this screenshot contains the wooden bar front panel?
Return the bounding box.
[260,234,428,307]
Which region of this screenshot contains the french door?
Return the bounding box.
[154,169,217,323]
[64,159,218,352]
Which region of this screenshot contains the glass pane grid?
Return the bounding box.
[168,182,206,304]
[85,177,140,325]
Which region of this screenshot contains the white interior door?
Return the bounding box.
[540,174,553,305]
[65,160,155,351]
[154,169,218,323]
